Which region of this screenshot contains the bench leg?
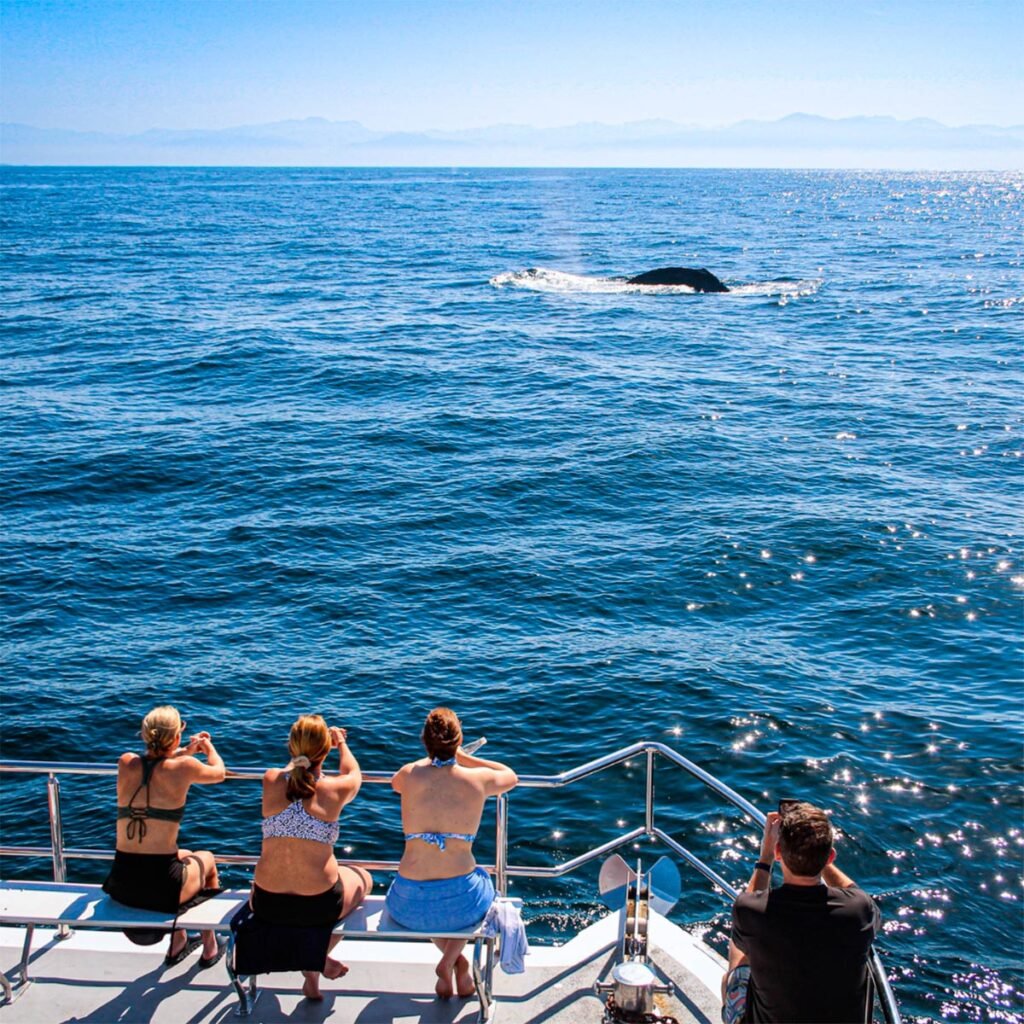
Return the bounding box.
[472,936,497,1023]
[231,976,259,1018]
[20,925,34,984]
[0,925,35,1006]
[225,934,260,1017]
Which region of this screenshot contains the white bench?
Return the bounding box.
[0,880,519,1021]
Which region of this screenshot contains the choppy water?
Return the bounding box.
[2,167,1022,1022]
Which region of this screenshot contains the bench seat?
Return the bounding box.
[0,881,520,1021]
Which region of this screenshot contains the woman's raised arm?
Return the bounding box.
[456,747,518,795]
[330,726,362,804]
[183,733,226,785]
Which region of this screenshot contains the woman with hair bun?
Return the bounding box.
[386,707,518,1000]
[103,705,226,966]
[252,714,372,1000]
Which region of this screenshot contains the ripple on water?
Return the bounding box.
[1,167,1022,1021]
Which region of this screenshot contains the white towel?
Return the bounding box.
[482,899,528,974]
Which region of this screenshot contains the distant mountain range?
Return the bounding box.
[2,114,1022,169]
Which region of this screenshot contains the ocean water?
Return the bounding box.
[2,167,1022,1022]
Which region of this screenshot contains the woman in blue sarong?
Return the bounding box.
[386,707,518,1000]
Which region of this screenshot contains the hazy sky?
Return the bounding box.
[2,0,1021,133]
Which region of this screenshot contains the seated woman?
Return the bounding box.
[252,714,372,1001]
[386,707,518,1000]
[103,705,226,966]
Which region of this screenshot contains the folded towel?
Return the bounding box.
[482,899,528,974]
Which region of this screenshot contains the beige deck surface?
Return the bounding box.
[0,917,724,1024]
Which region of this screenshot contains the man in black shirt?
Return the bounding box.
[722,802,880,1023]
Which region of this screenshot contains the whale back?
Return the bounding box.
[626,267,729,292]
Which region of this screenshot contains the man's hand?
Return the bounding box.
[760,811,781,862]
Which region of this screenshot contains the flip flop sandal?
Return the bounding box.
[164,931,202,966]
[198,937,228,969]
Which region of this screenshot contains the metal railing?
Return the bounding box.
[0,741,900,1022]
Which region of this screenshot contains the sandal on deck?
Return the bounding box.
[164,932,202,966]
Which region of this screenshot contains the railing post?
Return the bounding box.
[644,748,655,835]
[46,774,66,884]
[495,793,509,897]
[47,773,71,938]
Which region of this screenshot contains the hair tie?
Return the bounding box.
[287,755,312,770]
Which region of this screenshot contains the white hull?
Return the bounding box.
[0,909,725,1023]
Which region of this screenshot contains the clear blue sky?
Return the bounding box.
[2,0,1021,132]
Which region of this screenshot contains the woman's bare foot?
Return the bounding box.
[323,956,349,980]
[201,932,219,960]
[434,962,455,1000]
[302,971,322,1001]
[454,954,475,998]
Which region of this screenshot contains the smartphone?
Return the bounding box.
[462,737,487,755]
[778,799,802,815]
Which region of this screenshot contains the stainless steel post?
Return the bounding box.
[46,773,66,884]
[46,773,71,938]
[869,947,900,1023]
[495,793,509,896]
[19,927,34,983]
[644,749,655,835]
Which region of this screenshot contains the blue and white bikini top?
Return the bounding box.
[262,799,340,846]
[403,755,476,852]
[404,829,476,851]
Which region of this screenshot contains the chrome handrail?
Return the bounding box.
[0,743,900,1022]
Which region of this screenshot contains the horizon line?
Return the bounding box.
[3,164,1021,173]
[5,111,1024,134]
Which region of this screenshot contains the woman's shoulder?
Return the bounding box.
[390,758,430,792]
[117,751,141,770]
[263,767,286,784]
[160,754,202,776]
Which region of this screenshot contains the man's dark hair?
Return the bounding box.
[778,802,834,876]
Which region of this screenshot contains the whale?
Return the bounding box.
[626,267,729,292]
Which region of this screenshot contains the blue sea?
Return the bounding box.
[2,167,1022,1022]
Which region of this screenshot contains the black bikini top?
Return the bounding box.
[117,756,185,842]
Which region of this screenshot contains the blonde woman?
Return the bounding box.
[387,707,518,1000]
[103,705,226,966]
[252,714,372,1000]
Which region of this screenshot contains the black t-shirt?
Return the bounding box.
[731,883,881,1024]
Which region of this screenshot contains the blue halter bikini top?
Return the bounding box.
[403,756,477,851]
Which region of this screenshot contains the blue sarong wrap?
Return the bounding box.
[385,867,495,933]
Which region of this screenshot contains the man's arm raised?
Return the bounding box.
[821,858,856,888]
[745,811,780,892]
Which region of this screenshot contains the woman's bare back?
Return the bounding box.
[115,753,193,853]
[254,770,347,894]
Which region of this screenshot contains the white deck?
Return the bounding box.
[0,911,726,1024]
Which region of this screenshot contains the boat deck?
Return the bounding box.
[0,913,725,1024]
